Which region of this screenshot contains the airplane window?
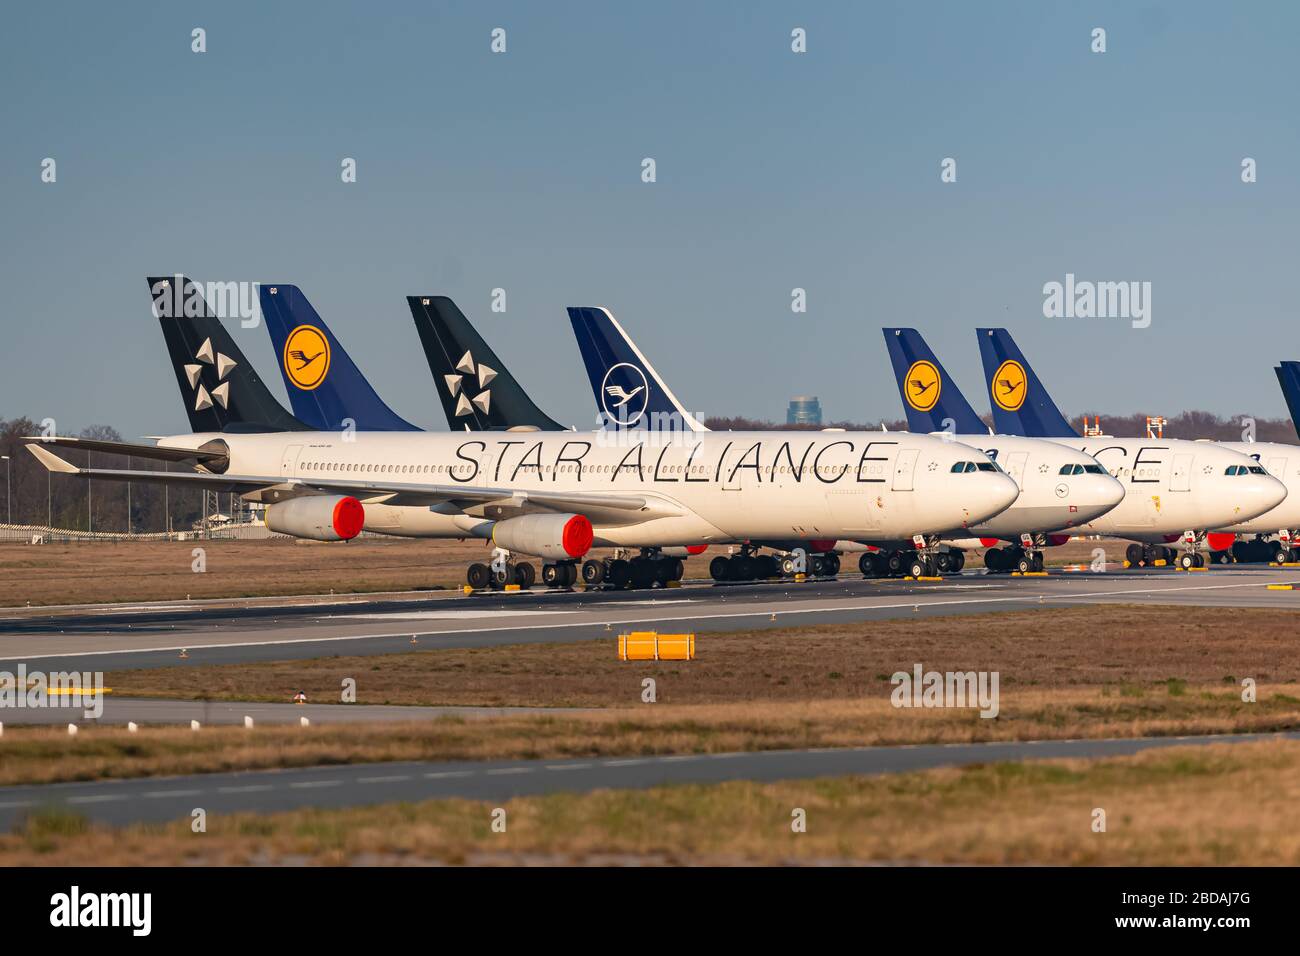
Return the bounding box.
[1059,464,1074,475]
[1225,466,1239,475]
[1249,466,1267,474]
[965,462,978,473]
[1083,464,1105,474]
[950,462,967,473]
[976,463,996,472]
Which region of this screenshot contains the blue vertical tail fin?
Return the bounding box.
[566,307,706,431]
[259,284,420,432]
[975,328,1078,438]
[1276,361,1300,441]
[881,328,987,434]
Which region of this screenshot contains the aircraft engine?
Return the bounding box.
[266,495,365,542]
[491,513,593,560]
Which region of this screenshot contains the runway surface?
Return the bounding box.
[0,697,584,727]
[1,730,1293,829]
[1,565,1298,672]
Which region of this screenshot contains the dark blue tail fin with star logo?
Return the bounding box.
[975,328,1079,438]
[567,307,705,431]
[259,284,420,432]
[148,275,309,433]
[407,296,563,431]
[1276,361,1300,441]
[882,328,988,435]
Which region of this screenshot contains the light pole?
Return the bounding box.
[1,455,9,525]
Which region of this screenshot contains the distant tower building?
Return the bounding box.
[787,395,822,426]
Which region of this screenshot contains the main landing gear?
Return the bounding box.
[861,546,966,578]
[984,546,1043,573]
[1123,543,1179,568]
[466,547,538,590]
[582,548,685,591]
[709,545,840,583]
[1231,535,1298,564]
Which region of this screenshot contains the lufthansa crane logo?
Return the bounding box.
[992,359,1027,412]
[600,362,649,426]
[283,325,331,391]
[904,360,941,412]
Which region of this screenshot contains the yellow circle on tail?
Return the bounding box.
[283,325,331,391]
[992,359,1027,411]
[904,360,942,412]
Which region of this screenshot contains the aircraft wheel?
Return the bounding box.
[581,559,605,586]
[1031,551,1044,572]
[541,563,562,587]
[781,556,796,575]
[754,554,778,579]
[1176,552,1196,570]
[1125,544,1145,566]
[1274,546,1291,565]
[1016,554,1033,574]
[984,547,1003,572]
[1213,550,1233,565]
[810,555,826,577]
[709,556,731,581]
[466,563,491,590]
[952,550,966,572]
[887,550,908,575]
[607,559,631,588]
[859,552,878,577]
[825,554,840,576]
[733,555,755,581]
[514,562,536,588]
[908,556,928,578]
[630,558,658,589]
[934,552,953,574]
[561,562,578,587]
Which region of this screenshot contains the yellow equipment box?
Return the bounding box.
[618,631,695,661]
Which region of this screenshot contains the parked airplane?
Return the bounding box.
[882,328,1125,573]
[975,328,1286,568]
[562,306,1116,577]
[23,277,1021,595]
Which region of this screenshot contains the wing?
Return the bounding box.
[21,435,228,465]
[26,443,677,518]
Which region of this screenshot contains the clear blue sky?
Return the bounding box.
[2,1,1297,436]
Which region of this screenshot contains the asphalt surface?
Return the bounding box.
[0,697,585,727]
[1,731,1294,829]
[0,565,1297,672]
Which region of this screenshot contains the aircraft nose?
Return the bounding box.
[1099,474,1126,508]
[1241,473,1287,517]
[970,473,1020,524]
[1066,474,1126,524]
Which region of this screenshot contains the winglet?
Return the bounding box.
[26,443,80,474]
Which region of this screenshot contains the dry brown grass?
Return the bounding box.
[2,684,1298,787]
[7,738,1300,865]
[105,606,1300,708]
[0,539,706,607]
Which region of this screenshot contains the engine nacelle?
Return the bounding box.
[491,513,593,561]
[661,545,708,558]
[266,495,365,542]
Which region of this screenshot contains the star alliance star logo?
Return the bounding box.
[443,350,496,419]
[183,336,237,412]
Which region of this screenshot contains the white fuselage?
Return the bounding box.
[1037,437,1288,541]
[1212,441,1300,535]
[935,434,1124,540]
[159,429,1021,548]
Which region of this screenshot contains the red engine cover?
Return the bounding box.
[1046,534,1072,547]
[808,538,837,554]
[561,514,594,557]
[331,497,365,540]
[1206,532,1237,552]
[685,544,708,555]
[979,537,1001,548]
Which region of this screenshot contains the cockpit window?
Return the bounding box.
[950,461,981,473]
[1083,464,1105,474]
[1249,466,1267,475]
[975,463,997,472]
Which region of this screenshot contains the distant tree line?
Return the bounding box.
[0,417,206,533]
